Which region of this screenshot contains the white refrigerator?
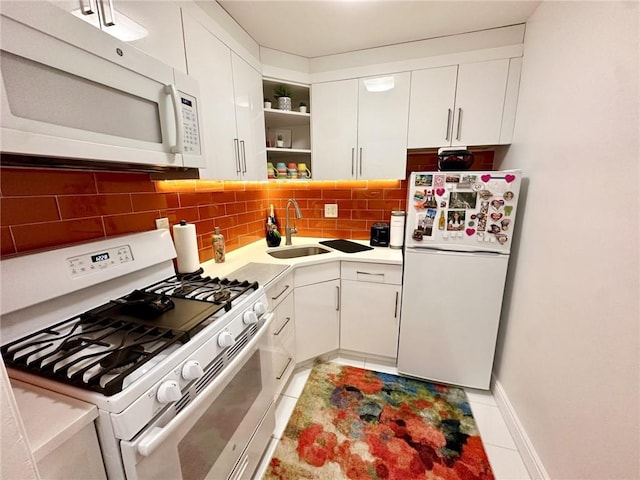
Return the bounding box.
[397,170,522,390]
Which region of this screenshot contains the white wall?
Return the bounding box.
[496,2,639,479]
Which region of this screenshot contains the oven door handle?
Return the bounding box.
[136,312,275,457]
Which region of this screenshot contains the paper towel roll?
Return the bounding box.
[173,220,200,273]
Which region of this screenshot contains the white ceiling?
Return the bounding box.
[216,1,541,58]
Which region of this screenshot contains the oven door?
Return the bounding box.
[120,314,276,480]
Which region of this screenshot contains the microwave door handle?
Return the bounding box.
[164,84,184,154]
[136,312,275,457]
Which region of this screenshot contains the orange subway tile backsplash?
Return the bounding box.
[0,150,493,260]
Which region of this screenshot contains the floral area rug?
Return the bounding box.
[264,362,494,480]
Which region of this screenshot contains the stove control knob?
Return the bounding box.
[157,380,181,404]
[243,310,258,325]
[182,360,204,381]
[218,330,235,348]
[253,302,267,317]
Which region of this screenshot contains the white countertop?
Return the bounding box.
[200,237,403,288]
[11,379,98,461]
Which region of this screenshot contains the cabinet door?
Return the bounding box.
[311,79,358,180]
[407,66,458,148]
[340,280,401,358]
[182,12,239,179]
[272,292,295,396]
[231,53,267,181]
[294,279,340,362]
[357,72,411,179]
[451,59,510,147]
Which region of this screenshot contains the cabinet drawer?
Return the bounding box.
[266,272,293,310]
[294,262,340,288]
[341,262,402,285]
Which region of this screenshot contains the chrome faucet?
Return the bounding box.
[285,198,303,245]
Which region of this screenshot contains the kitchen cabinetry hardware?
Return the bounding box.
[273,317,291,336]
[98,0,115,26]
[271,284,290,300]
[456,107,463,140]
[336,286,340,311]
[356,271,384,277]
[234,138,241,173]
[359,147,363,175]
[446,108,452,141]
[276,358,293,380]
[240,140,247,173]
[394,292,399,318]
[351,147,355,175]
[80,0,96,15]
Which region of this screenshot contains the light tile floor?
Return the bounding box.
[256,357,530,480]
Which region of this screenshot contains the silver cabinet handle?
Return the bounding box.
[233,138,241,174]
[240,140,247,173]
[445,108,452,141]
[271,284,290,300]
[356,271,384,277]
[164,84,183,154]
[351,147,355,176]
[359,147,363,176]
[394,291,399,318]
[273,316,291,336]
[79,0,96,15]
[455,107,462,140]
[276,358,293,380]
[336,285,340,311]
[98,0,116,26]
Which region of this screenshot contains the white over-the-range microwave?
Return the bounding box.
[0,2,204,173]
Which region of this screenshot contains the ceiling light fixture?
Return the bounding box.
[363,76,395,92]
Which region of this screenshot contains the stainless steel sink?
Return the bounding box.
[267,245,332,259]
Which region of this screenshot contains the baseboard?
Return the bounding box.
[492,377,550,480]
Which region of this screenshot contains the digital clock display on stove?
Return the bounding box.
[91,252,110,263]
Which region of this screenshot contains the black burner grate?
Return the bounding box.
[1,274,259,396]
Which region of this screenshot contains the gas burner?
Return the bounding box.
[100,345,146,372]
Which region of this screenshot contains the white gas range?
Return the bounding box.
[0,230,276,480]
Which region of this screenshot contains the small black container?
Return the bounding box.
[437,148,475,171]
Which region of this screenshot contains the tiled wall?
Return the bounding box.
[0,151,493,262]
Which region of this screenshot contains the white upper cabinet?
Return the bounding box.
[312,72,410,180]
[182,11,266,180]
[231,54,267,180]
[48,0,186,73]
[408,59,516,148]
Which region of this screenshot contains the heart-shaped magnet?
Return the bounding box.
[481,174,492,183]
[505,174,516,183]
[491,213,503,221]
[495,234,508,245]
[491,199,505,210]
[466,228,476,236]
[436,188,446,196]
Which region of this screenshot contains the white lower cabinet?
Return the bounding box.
[340,262,402,359]
[266,273,295,396]
[293,263,341,363]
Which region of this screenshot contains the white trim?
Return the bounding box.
[492,378,550,480]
